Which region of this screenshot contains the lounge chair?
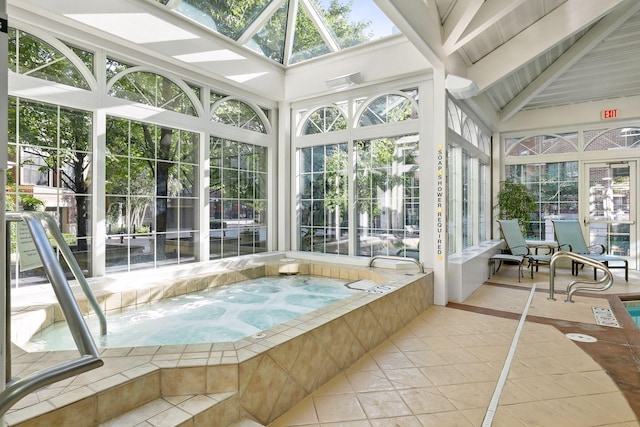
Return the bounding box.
[489,219,552,281]
[552,219,628,281]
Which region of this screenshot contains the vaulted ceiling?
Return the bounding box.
[11,0,640,124]
[380,0,640,122]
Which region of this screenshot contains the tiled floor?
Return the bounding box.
[269,266,640,426]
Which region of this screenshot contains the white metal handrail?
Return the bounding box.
[0,212,103,417]
[548,251,614,302]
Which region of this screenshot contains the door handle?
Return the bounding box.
[583,217,589,226]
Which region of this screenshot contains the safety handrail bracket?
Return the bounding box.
[2,212,104,417]
[548,251,614,302]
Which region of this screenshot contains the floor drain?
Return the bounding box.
[252,332,267,339]
[565,333,597,343]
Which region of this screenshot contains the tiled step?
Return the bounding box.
[98,392,239,427]
[229,418,265,427]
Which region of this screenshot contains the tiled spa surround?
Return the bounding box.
[5,256,433,426]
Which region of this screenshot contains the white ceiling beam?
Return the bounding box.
[499,0,640,122]
[373,0,445,69]
[442,0,483,55]
[444,0,528,55]
[468,0,624,91]
[300,0,339,52]
[282,0,300,65]
[237,0,287,44]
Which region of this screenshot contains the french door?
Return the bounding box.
[584,161,637,269]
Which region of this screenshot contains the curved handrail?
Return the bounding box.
[1,212,103,417]
[368,255,424,274]
[548,251,614,302]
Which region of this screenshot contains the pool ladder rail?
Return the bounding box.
[368,255,424,274]
[548,250,614,302]
[1,212,105,418]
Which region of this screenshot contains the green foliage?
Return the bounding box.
[20,194,46,211]
[497,180,536,233]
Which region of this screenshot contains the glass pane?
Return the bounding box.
[356,136,419,257]
[19,101,58,148]
[290,2,330,64]
[303,106,347,135]
[312,0,396,48]
[109,72,197,116]
[212,99,266,133]
[209,137,268,260]
[10,29,90,89]
[358,94,416,126]
[245,0,289,63]
[505,161,579,240]
[505,133,577,157]
[297,143,348,254]
[585,127,640,151]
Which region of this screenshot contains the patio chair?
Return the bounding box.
[492,219,553,280]
[552,219,628,281]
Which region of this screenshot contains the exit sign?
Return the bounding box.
[601,109,618,119]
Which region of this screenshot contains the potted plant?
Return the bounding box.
[496,179,536,234]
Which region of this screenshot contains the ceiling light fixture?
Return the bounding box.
[325,72,362,90]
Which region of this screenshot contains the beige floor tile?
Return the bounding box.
[583,392,638,423]
[270,396,318,427]
[452,361,501,383]
[370,351,416,370]
[356,390,413,419]
[415,411,475,427]
[368,415,422,427]
[397,387,456,414]
[501,400,576,427]
[384,367,433,390]
[420,364,470,386]
[313,373,354,396]
[545,395,631,426]
[346,369,394,393]
[403,350,448,367]
[509,375,576,400]
[432,347,481,365]
[313,394,366,423]
[436,382,492,410]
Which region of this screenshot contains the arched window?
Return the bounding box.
[447,99,462,134]
[505,133,578,157]
[301,106,347,135]
[109,70,198,116]
[584,127,640,151]
[357,93,418,126]
[211,98,267,133]
[8,28,91,90]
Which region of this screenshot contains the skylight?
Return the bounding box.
[156,0,397,65]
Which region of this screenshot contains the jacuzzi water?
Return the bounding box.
[24,275,357,351]
[623,302,640,328]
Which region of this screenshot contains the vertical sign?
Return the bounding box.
[436,145,444,260]
[17,223,43,271]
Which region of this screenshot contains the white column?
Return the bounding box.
[428,69,449,305]
[1,0,9,418]
[276,101,291,251]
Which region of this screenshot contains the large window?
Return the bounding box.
[7,98,93,285]
[505,162,578,240]
[298,143,348,254]
[209,139,268,259]
[447,99,491,253]
[355,135,419,257]
[295,90,420,258]
[105,117,199,272]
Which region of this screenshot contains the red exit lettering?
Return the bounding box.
[601,109,618,119]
